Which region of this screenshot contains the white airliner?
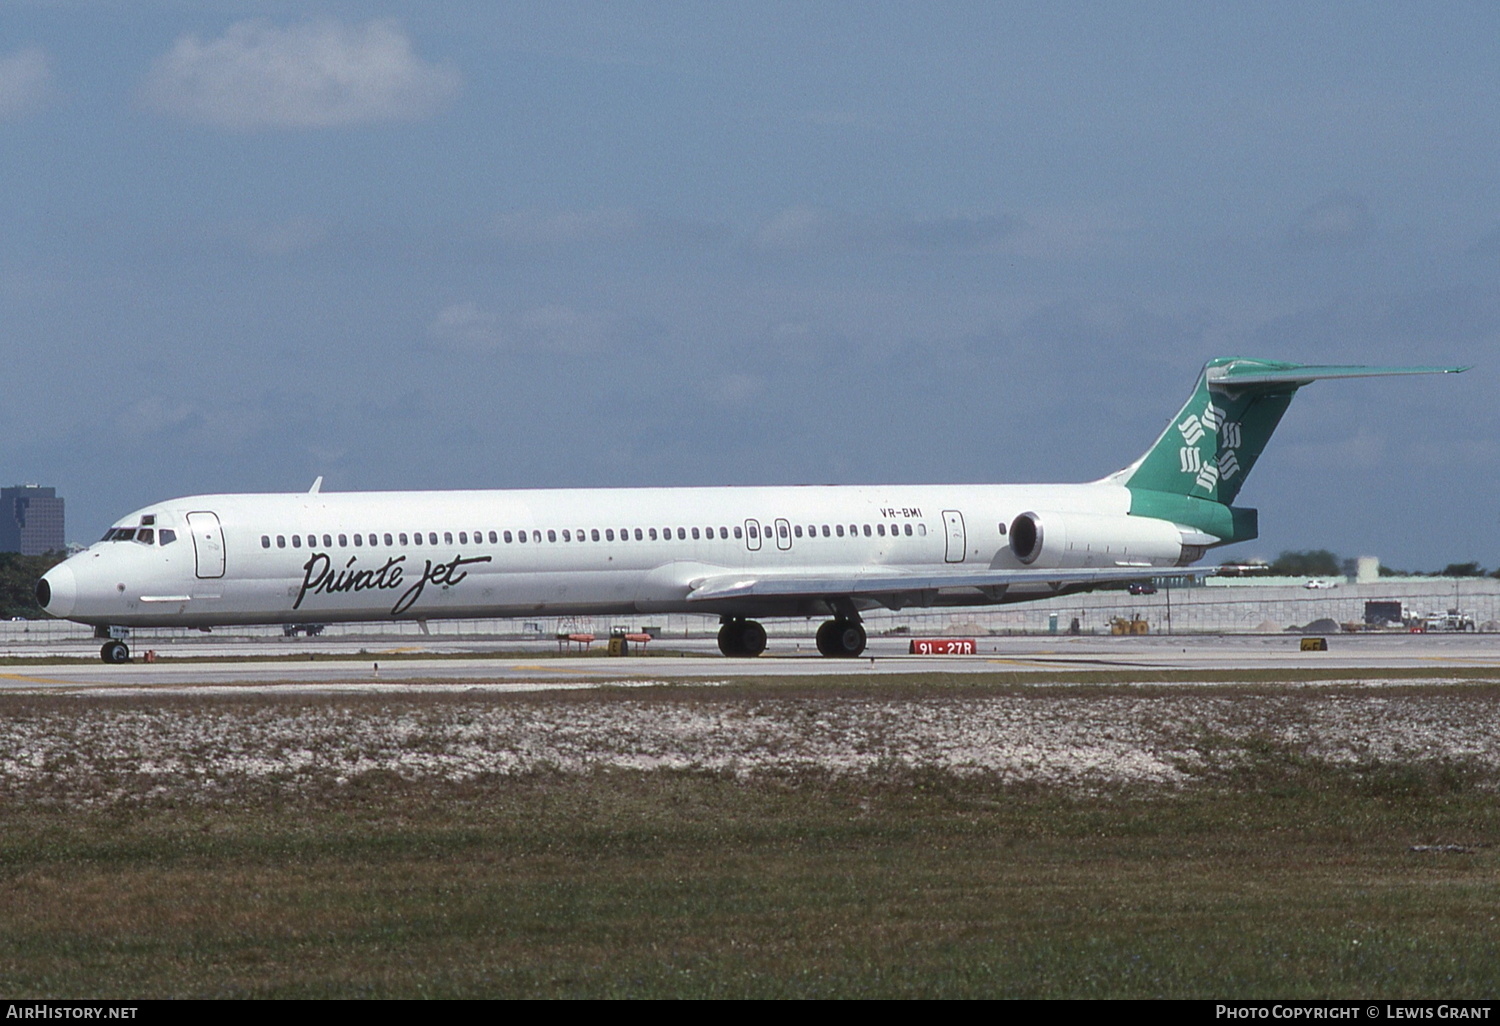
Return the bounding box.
[38,357,1463,663]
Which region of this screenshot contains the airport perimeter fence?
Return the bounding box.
[4,577,1499,653]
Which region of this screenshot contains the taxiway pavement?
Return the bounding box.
[2,633,1498,693]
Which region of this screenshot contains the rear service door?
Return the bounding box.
[942,510,966,563]
[186,511,226,579]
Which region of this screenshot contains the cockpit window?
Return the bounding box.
[160,529,177,546]
[114,528,137,542]
[136,528,155,545]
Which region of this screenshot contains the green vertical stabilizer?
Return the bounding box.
[1116,357,1465,544]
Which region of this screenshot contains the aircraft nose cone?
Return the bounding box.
[38,563,75,619]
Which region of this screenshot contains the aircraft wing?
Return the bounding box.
[685,564,1211,603]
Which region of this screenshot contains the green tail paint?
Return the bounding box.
[1114,357,1465,547]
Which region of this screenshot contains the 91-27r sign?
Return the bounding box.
[908,638,977,656]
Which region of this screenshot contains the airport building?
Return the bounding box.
[0,485,65,555]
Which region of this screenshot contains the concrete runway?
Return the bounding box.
[3,632,1499,692]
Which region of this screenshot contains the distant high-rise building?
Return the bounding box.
[0,485,65,555]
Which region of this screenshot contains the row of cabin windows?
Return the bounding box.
[259,521,926,550]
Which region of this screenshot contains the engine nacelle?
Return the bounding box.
[1008,510,1187,568]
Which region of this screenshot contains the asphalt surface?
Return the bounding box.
[2,632,1498,692]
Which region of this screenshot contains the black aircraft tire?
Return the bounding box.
[837,622,867,657]
[101,641,130,664]
[717,621,745,657]
[816,619,866,657]
[815,620,840,657]
[740,620,767,657]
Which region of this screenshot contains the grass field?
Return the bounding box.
[3,677,1499,998]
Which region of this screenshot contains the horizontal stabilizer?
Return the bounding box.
[1119,356,1469,509]
[1205,361,1467,388]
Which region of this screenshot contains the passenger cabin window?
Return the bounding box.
[277,536,286,548]
[548,530,557,543]
[261,535,271,549]
[445,532,453,545]
[354,534,363,546]
[429,533,439,545]
[292,536,302,548]
[489,531,498,543]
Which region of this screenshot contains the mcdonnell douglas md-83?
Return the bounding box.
[37,357,1464,663]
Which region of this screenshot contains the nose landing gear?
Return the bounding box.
[95,626,131,664]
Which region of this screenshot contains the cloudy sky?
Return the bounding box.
[3,2,1496,569]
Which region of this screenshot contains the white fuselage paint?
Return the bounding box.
[46,481,1158,629]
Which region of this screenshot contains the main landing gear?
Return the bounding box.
[717,617,767,657]
[815,618,866,658]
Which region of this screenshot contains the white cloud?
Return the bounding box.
[428,303,611,356]
[488,207,727,249]
[704,373,764,408]
[239,217,330,256]
[140,19,459,129]
[490,208,646,247]
[112,397,201,442]
[429,302,506,351]
[750,205,1020,254]
[0,48,53,121]
[1287,193,1373,250]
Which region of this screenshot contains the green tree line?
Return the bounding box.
[0,553,67,619]
[1257,550,1498,578]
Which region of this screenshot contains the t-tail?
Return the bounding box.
[1110,356,1466,549]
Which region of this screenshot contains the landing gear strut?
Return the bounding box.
[815,619,866,657]
[717,618,767,657]
[96,626,131,664]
